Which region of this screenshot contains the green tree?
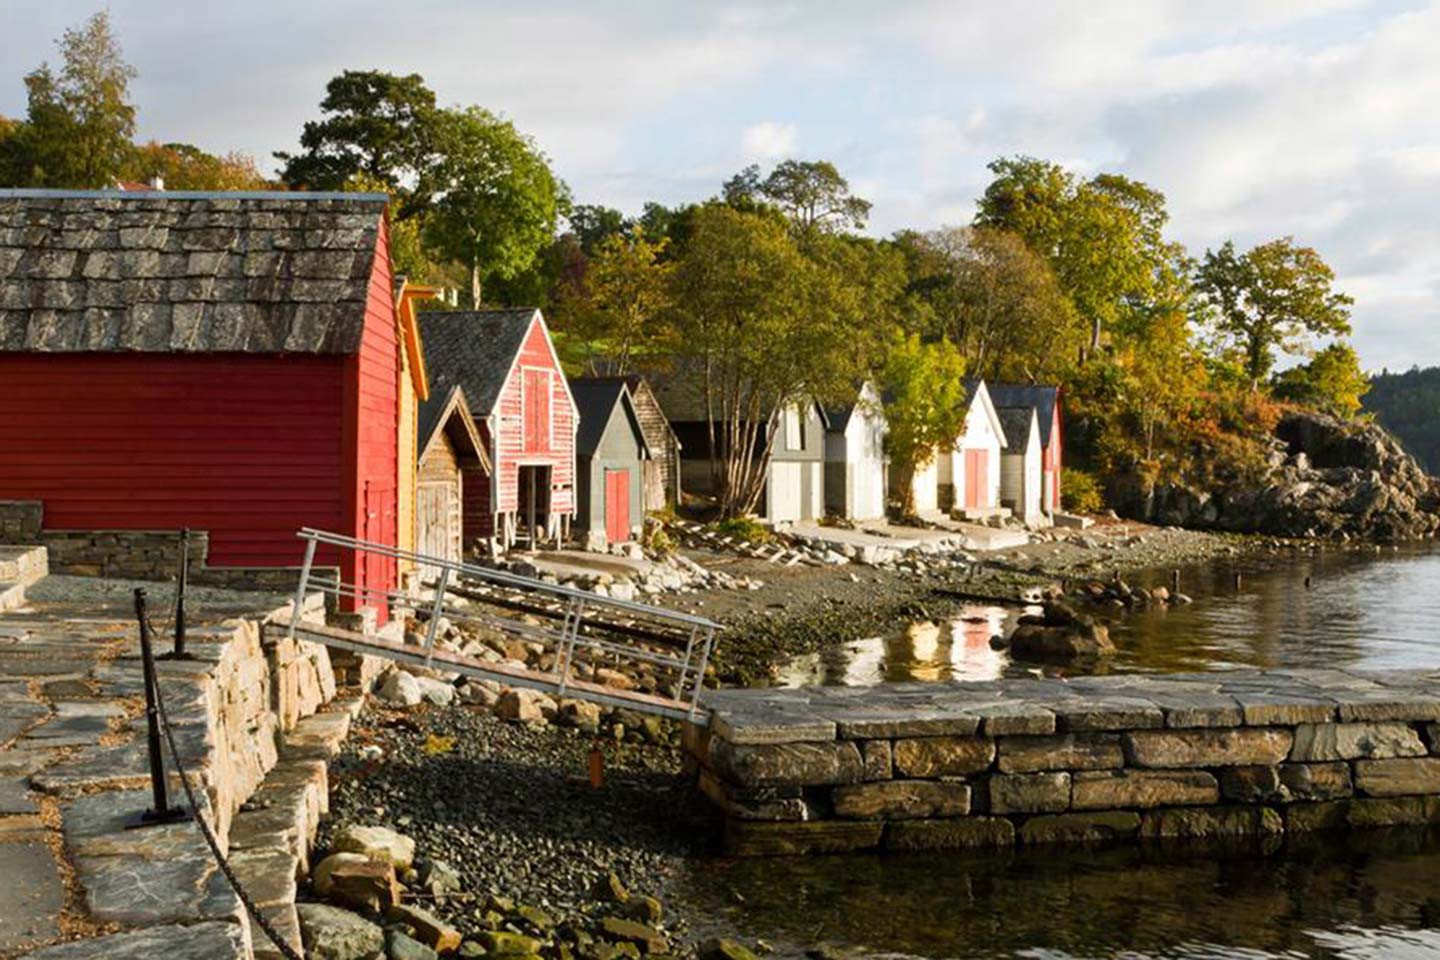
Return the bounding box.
[567,204,630,254]
[880,333,969,515]
[1273,342,1370,418]
[1195,238,1353,387]
[556,227,674,376]
[7,11,136,187]
[668,204,857,517]
[422,107,567,308]
[126,141,269,190]
[757,159,871,236]
[276,70,440,214]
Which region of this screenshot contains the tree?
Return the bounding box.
[975,157,1178,356]
[556,227,674,376]
[1273,342,1370,418]
[668,204,856,517]
[422,107,567,307]
[7,12,136,187]
[895,226,1084,382]
[567,204,630,254]
[880,333,969,515]
[276,70,440,213]
[1195,238,1353,387]
[126,142,269,190]
[743,159,871,236]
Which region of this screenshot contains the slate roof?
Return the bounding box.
[570,379,650,458]
[0,190,388,354]
[417,309,539,417]
[995,406,1038,451]
[987,384,1060,448]
[418,384,488,469]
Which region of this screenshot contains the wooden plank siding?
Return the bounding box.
[491,320,575,520]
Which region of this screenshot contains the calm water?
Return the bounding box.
[676,544,1440,959]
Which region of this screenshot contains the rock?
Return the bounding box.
[597,917,668,954]
[832,780,970,819]
[386,929,439,960]
[558,698,602,732]
[378,670,423,707]
[323,857,403,913]
[699,938,763,960]
[495,688,545,723]
[1019,811,1141,845]
[892,736,995,777]
[620,895,663,925]
[1354,757,1440,797]
[1138,806,1284,840]
[709,740,865,787]
[415,858,462,897]
[479,930,541,955]
[987,772,1071,814]
[332,824,416,870]
[1290,722,1427,761]
[386,904,462,953]
[413,675,456,706]
[885,816,1015,850]
[595,668,634,691]
[1281,762,1353,801]
[297,903,385,960]
[313,852,370,897]
[595,871,630,904]
[997,734,1123,773]
[1071,769,1219,810]
[1123,728,1294,768]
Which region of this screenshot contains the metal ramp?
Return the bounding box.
[284,529,720,721]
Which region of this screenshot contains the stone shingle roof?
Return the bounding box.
[418,309,540,417]
[987,383,1060,448]
[0,190,387,354]
[995,405,1037,451]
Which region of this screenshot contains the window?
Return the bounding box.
[784,405,802,451]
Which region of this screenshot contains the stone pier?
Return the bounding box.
[687,669,1440,855]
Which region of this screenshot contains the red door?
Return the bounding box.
[605,469,630,544]
[523,368,551,453]
[964,449,988,510]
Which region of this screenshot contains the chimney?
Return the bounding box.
[147,175,165,191]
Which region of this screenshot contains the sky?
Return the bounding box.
[4,0,1439,372]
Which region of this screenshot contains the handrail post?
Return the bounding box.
[161,528,192,661]
[421,567,451,667]
[688,625,716,720]
[130,589,188,828]
[555,596,585,694]
[289,535,318,642]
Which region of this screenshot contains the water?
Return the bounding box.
[678,544,1440,959]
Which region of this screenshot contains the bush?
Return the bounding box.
[1062,469,1105,515]
[709,516,772,544]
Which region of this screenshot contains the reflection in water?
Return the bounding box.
[677,829,1440,959]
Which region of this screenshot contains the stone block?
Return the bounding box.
[987,772,1071,814]
[1219,766,1285,804]
[861,740,892,781]
[1334,691,1440,723]
[1346,796,1440,828]
[710,708,836,744]
[997,733,1124,773]
[1353,757,1440,797]
[710,739,864,788]
[967,702,1056,736]
[1019,811,1141,845]
[697,769,810,821]
[892,736,995,777]
[1071,769,1218,810]
[832,709,979,739]
[1233,692,1335,725]
[1138,806,1283,840]
[724,818,884,855]
[1289,723,1427,761]
[1123,728,1293,769]
[885,816,1015,850]
[20,921,249,959]
[1428,723,1440,754]
[1053,698,1164,732]
[1151,691,1244,728]
[832,779,971,819]
[1286,801,1350,833]
[1280,762,1352,802]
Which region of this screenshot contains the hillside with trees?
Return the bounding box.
[1363,368,1440,476]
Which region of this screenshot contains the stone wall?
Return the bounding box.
[688,669,1440,855]
[0,500,43,541]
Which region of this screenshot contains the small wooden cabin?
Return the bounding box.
[989,384,1062,513]
[415,386,490,573]
[419,309,577,552]
[937,380,1007,518]
[577,376,681,511]
[996,406,1044,524]
[571,379,650,548]
[0,189,403,613]
[825,381,889,521]
[394,279,443,586]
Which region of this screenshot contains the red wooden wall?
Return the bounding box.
[1045,400,1063,509]
[492,318,575,517]
[0,352,348,565]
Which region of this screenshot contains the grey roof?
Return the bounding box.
[987,383,1060,448]
[418,309,539,417]
[418,384,488,469]
[576,375,678,445]
[571,379,649,458]
[995,406,1037,451]
[0,190,388,354]
[648,360,828,428]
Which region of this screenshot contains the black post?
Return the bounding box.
[131,588,187,828]
[169,529,190,659]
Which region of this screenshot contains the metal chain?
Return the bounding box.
[145,611,308,960]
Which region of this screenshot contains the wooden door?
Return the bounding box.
[964,449,988,510]
[417,481,453,579]
[522,368,551,453]
[604,469,630,544]
[768,461,803,521]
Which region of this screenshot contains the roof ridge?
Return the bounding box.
[0,189,388,202]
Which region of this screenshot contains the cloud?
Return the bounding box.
[739,121,797,163]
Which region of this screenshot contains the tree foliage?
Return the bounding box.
[1273,342,1369,419]
[880,333,969,514]
[126,141,269,190]
[1195,237,1354,387]
[555,227,674,377]
[724,159,872,237]
[1363,367,1440,475]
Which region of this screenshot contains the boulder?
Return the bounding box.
[331,824,416,870]
[385,904,462,953]
[296,903,384,960]
[386,930,438,960]
[377,670,422,707]
[322,857,402,913]
[494,688,545,723]
[413,675,456,706]
[699,939,763,960]
[416,858,462,898]
[312,852,369,897]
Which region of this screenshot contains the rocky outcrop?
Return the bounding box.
[1133,410,1440,541]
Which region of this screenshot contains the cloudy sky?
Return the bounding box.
[5,0,1438,370]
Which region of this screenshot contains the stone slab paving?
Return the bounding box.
[692,667,1440,855]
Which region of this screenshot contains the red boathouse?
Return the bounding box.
[0,189,403,613]
[418,309,577,552]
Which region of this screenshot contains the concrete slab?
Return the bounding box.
[526,550,653,581]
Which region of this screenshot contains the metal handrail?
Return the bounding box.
[285,528,720,719]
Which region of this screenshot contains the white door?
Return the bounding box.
[768,462,803,522]
[912,459,938,513]
[855,459,884,519]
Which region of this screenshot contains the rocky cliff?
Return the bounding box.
[1131,410,1440,541]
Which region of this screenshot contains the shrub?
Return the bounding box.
[709,516,772,544]
[1062,468,1105,514]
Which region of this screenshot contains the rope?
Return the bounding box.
[144,610,308,960]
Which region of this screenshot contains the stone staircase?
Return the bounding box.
[0,544,47,612]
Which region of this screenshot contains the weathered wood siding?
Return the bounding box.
[628,382,680,509]
[418,431,462,567]
[492,319,575,518]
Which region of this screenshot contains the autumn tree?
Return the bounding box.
[1194,238,1353,387]
[3,12,136,187]
[880,333,969,515]
[556,227,674,376]
[1273,342,1369,418]
[423,107,567,307]
[126,142,269,190]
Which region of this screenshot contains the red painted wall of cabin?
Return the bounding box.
[1045,399,1063,509]
[344,217,400,617]
[0,352,348,566]
[489,318,575,524]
